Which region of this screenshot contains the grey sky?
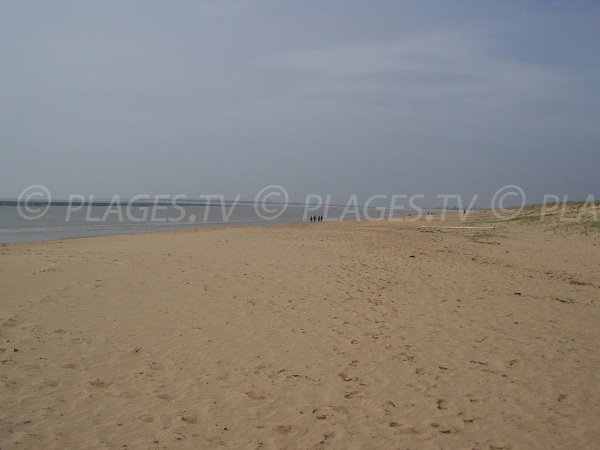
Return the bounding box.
[2,1,599,205]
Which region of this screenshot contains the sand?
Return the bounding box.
[1,213,599,449]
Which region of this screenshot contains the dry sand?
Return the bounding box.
[1,213,599,449]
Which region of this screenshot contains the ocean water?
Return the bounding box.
[0,203,367,243]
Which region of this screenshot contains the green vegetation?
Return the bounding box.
[473,201,600,235]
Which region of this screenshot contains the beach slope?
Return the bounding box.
[1,215,599,448]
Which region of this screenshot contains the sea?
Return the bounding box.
[0,202,402,243]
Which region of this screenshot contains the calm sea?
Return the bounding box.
[0,203,368,243]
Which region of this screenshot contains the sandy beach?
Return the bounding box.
[1,213,599,449]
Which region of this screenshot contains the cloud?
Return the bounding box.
[267,31,574,100]
[1,2,599,201]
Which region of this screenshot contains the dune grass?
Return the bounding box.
[472,200,600,235]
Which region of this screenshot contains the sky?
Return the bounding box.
[2,1,599,206]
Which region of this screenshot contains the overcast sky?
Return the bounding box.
[2,1,599,205]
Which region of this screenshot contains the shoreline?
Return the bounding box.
[0,213,438,246]
[0,204,456,245]
[0,217,307,246]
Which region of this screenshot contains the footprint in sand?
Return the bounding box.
[275,425,293,435]
[180,413,197,424]
[2,317,18,327]
[119,392,137,399]
[382,400,396,415]
[390,423,421,434]
[317,432,336,446]
[150,361,163,370]
[246,391,267,400]
[89,378,110,388]
[344,390,362,399]
[139,414,155,423]
[312,405,349,421]
[437,399,448,410]
[338,372,353,382]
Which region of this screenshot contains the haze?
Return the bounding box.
[2,1,599,205]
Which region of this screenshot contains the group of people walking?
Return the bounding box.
[309,215,323,223]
